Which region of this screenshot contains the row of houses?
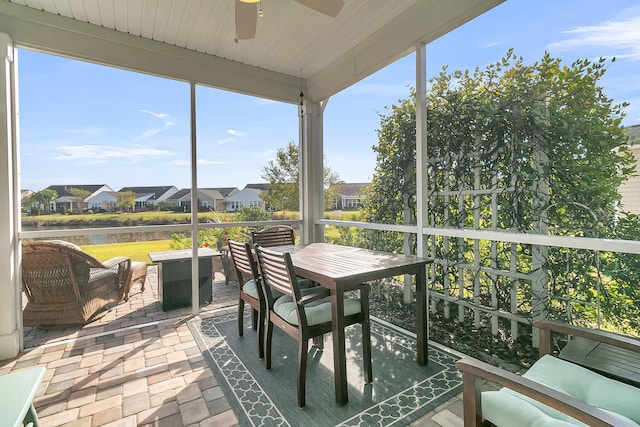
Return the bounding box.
[23,183,370,214]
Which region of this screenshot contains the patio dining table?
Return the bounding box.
[268,242,432,406]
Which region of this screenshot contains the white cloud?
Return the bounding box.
[141,109,168,118]
[227,129,245,137]
[139,128,166,139]
[549,15,640,60]
[138,110,175,139]
[54,144,172,161]
[215,129,245,145]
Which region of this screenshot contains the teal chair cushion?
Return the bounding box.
[273,288,362,326]
[242,279,260,299]
[482,355,640,427]
[243,279,285,299]
[483,390,584,427]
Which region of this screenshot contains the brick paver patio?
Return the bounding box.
[4,260,465,426]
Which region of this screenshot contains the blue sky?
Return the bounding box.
[18,0,640,192]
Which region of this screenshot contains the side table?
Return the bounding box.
[0,366,46,427]
[559,336,640,387]
[148,248,220,311]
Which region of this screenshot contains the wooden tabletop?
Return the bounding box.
[268,243,430,290]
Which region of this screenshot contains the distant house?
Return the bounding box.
[86,191,120,212]
[213,187,239,198]
[330,183,369,210]
[226,184,268,212]
[618,125,640,215]
[118,186,179,210]
[46,184,113,212]
[244,183,269,192]
[165,188,190,209]
[167,188,230,212]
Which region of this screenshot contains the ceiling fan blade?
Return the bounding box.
[293,0,345,17]
[235,0,257,40]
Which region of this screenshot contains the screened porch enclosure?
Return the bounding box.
[3,0,640,365]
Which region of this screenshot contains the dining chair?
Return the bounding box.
[251,225,295,247]
[255,244,373,407]
[227,238,267,358]
[252,225,314,288]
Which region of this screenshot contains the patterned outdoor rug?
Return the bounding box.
[189,312,462,426]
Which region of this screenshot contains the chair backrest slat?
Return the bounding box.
[251,226,295,248]
[227,239,260,287]
[255,245,297,298]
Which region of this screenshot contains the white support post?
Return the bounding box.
[406,43,428,306]
[0,33,20,360]
[300,99,324,244]
[415,43,428,258]
[416,43,429,343]
[189,82,199,315]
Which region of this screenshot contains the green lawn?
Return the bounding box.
[81,240,174,263]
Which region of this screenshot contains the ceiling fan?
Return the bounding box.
[235,0,345,41]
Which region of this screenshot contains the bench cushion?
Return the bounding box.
[482,355,640,427]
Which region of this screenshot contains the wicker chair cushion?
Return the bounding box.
[88,268,118,285]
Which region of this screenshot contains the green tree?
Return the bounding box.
[66,187,91,213]
[117,191,136,212]
[359,50,637,325]
[359,95,417,253]
[260,141,343,211]
[157,201,172,211]
[31,189,58,214]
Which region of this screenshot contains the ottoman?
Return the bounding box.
[122,261,148,301]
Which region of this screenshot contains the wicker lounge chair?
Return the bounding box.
[21,240,131,326]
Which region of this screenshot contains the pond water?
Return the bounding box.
[21,224,179,245]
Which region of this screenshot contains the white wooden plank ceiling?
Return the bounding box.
[0,0,505,102]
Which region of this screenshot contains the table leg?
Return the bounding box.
[416,265,428,365]
[331,288,348,405]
